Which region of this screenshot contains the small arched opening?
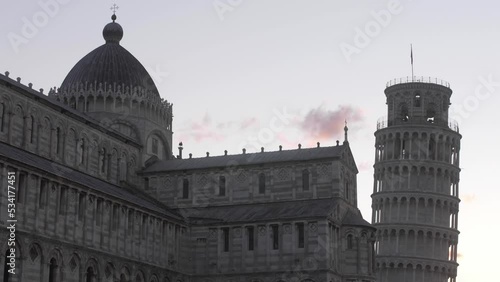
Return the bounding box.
[86,266,96,282]
[48,258,58,282]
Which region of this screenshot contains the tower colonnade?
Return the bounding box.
[371,77,461,282]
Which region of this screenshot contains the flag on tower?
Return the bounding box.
[410,44,414,79]
[411,44,413,65]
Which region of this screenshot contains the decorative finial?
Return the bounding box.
[178,142,183,159]
[103,6,123,44]
[344,120,349,144]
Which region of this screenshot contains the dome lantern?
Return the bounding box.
[102,14,123,44]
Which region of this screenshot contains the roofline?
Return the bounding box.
[139,145,346,175]
[179,197,338,210]
[0,73,142,148]
[341,144,359,174]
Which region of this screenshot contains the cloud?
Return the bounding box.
[462,194,476,204]
[176,105,366,151]
[299,105,365,141]
[239,117,259,130]
[177,114,259,144]
[177,113,226,143]
[358,160,372,171]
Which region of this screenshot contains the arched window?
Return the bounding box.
[182,179,189,199]
[297,223,305,248]
[78,193,86,221]
[48,258,58,282]
[222,227,230,252]
[112,205,119,230]
[119,154,127,181]
[271,225,279,250]
[86,267,95,282]
[302,169,310,191]
[142,215,148,239]
[152,138,159,155]
[347,234,354,249]
[345,180,349,200]
[70,97,76,109]
[426,103,438,123]
[399,104,409,122]
[428,137,436,160]
[414,94,421,107]
[77,138,85,165]
[96,200,102,226]
[55,127,61,154]
[426,108,436,123]
[258,173,266,194]
[100,148,107,174]
[0,102,5,132]
[29,115,35,143]
[39,179,48,209]
[219,175,226,196]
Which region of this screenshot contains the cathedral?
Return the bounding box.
[0,13,460,282]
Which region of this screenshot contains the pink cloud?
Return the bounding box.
[178,113,226,143]
[358,160,372,171]
[299,105,365,141]
[240,117,259,130]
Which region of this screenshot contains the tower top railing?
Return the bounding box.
[386,76,451,88]
[377,116,459,133]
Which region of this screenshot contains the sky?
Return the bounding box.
[1,0,499,281]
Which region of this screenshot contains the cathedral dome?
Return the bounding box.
[60,15,159,97]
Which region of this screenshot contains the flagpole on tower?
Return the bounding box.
[411,44,414,81]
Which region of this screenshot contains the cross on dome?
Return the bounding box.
[110,4,119,22]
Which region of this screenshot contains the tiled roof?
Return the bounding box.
[178,198,341,224]
[0,142,182,221]
[143,145,345,173]
[342,209,373,228]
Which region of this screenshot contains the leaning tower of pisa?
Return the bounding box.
[371,77,461,282]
